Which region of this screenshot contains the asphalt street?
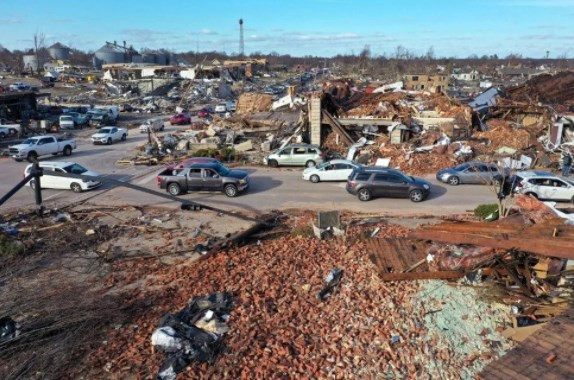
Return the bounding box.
[0,122,512,216]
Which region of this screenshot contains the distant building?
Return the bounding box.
[451,69,479,81]
[403,74,448,93]
[497,67,548,80]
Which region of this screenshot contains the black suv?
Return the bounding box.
[346,168,431,202]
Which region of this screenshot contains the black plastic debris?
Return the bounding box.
[0,316,20,343]
[317,268,344,301]
[194,244,209,255]
[152,293,232,380]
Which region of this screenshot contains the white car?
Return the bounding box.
[139,118,164,133]
[516,171,574,202]
[59,115,75,130]
[214,103,227,113]
[24,161,101,193]
[91,126,128,145]
[302,159,362,183]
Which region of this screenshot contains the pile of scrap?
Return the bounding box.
[506,71,574,106]
[365,196,574,347]
[82,212,516,379]
[235,93,273,115]
[471,119,533,154]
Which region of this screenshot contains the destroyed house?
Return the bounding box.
[404,74,448,93]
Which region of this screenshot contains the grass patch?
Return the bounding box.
[291,224,314,238]
[474,204,499,220]
[0,234,25,257]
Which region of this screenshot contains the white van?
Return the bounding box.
[139,118,164,133]
[59,115,75,129]
[24,161,101,193]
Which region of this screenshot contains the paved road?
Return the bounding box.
[0,122,510,216]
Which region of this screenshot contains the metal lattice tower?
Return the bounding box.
[239,18,244,56]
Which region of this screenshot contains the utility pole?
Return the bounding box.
[32,161,43,216]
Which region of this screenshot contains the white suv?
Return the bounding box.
[24,161,101,193]
[515,171,574,203]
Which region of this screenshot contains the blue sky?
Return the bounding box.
[1,0,573,57]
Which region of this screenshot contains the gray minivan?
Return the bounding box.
[264,144,325,168]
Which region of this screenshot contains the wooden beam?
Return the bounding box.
[412,230,574,259]
[321,110,354,146]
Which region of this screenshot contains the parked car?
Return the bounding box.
[0,119,20,137]
[214,103,227,113]
[91,126,128,145]
[8,82,31,91]
[9,135,76,162]
[157,162,249,197]
[302,159,362,183]
[69,112,90,127]
[169,113,190,125]
[510,171,574,202]
[264,144,325,168]
[346,167,431,202]
[59,115,75,130]
[88,110,114,126]
[139,118,165,133]
[41,78,55,88]
[24,161,101,193]
[197,110,210,118]
[166,157,220,170]
[436,162,507,186]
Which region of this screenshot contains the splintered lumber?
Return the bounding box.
[412,222,574,259]
[322,110,354,146]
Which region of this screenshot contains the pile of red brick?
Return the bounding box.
[87,231,459,379]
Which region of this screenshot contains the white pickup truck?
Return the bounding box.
[91,126,128,145]
[9,135,76,162]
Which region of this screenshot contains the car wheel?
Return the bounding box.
[224,184,238,197]
[268,159,279,168]
[410,189,424,202]
[27,151,38,162]
[358,188,371,202]
[525,192,538,199]
[107,138,112,145]
[161,125,165,131]
[310,174,320,183]
[168,183,181,196]
[305,160,316,168]
[63,146,72,156]
[121,134,127,141]
[70,182,83,193]
[447,176,460,186]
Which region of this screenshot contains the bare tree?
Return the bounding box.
[33,30,45,74]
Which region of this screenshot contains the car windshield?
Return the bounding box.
[63,164,87,174]
[61,116,72,120]
[98,128,110,133]
[21,138,37,145]
[316,162,330,169]
[214,163,230,176]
